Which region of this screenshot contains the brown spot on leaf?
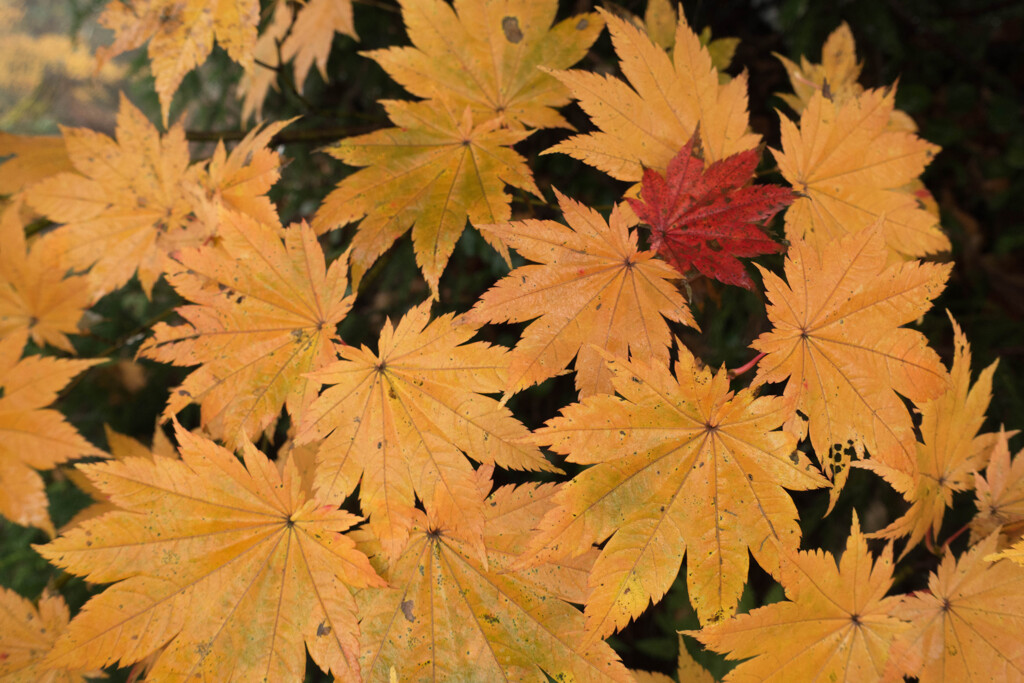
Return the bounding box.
[502,17,523,43]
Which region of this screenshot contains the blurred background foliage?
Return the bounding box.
[1,0,1022,679]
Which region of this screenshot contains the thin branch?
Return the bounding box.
[185,125,377,145]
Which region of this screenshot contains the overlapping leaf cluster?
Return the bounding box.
[2,3,1024,682]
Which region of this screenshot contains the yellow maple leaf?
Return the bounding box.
[631,635,714,683]
[0,202,90,353]
[283,0,358,88]
[643,0,677,50]
[97,0,260,123]
[867,315,1000,554]
[0,331,101,535]
[776,22,861,114]
[240,0,358,122]
[888,532,1024,681]
[139,210,353,448]
[0,587,104,682]
[752,226,950,507]
[775,22,919,133]
[312,99,541,298]
[773,88,950,259]
[517,348,827,634]
[36,424,386,681]
[461,190,695,398]
[545,8,760,182]
[297,301,554,562]
[690,513,908,682]
[25,95,203,300]
[364,0,603,130]
[356,470,631,681]
[194,117,294,227]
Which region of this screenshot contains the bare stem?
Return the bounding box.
[728,351,766,379]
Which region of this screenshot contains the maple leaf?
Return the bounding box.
[867,315,999,554]
[62,424,178,532]
[356,469,631,681]
[0,201,90,353]
[774,22,919,133]
[35,424,385,681]
[139,210,353,448]
[363,0,603,130]
[240,0,358,122]
[297,301,554,562]
[25,94,203,300]
[545,8,760,182]
[312,99,541,299]
[690,513,907,682]
[0,132,73,198]
[96,0,259,123]
[886,532,1024,681]
[773,88,950,259]
[517,348,828,635]
[193,117,293,227]
[0,587,104,682]
[626,136,792,289]
[0,331,101,535]
[775,22,861,115]
[752,226,950,506]
[643,0,677,50]
[971,430,1024,545]
[632,635,714,683]
[283,0,358,90]
[461,190,695,398]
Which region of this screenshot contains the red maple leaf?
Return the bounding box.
[627,136,793,289]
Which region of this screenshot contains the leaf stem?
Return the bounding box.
[728,352,765,379]
[941,521,972,554]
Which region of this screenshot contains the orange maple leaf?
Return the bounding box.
[886,532,1024,681]
[0,331,101,535]
[363,0,603,130]
[517,348,828,635]
[96,0,259,123]
[356,469,631,681]
[297,301,554,562]
[461,190,696,398]
[24,95,203,300]
[690,513,908,682]
[971,430,1024,545]
[0,202,90,353]
[36,424,385,681]
[312,100,541,298]
[139,210,353,448]
[752,226,950,506]
[0,132,73,198]
[62,424,178,532]
[545,8,760,182]
[867,315,1000,554]
[773,88,950,259]
[0,587,104,682]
